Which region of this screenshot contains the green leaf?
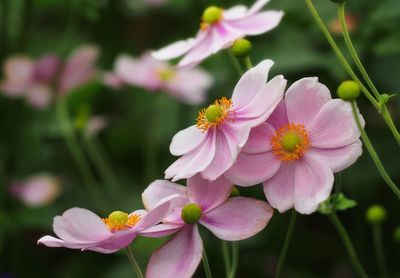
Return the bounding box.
[318,193,357,215]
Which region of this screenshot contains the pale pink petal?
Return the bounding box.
[285,77,332,127]
[293,153,334,214]
[37,235,90,249]
[1,56,34,96]
[266,100,288,130]
[147,225,203,278]
[242,122,275,154]
[33,55,61,83]
[178,31,215,68]
[225,151,281,186]
[307,140,362,172]
[187,174,232,212]
[90,229,138,253]
[140,223,184,238]
[200,197,273,241]
[309,99,363,148]
[26,84,52,109]
[142,180,188,211]
[169,125,207,156]
[152,38,198,60]
[247,0,271,15]
[263,163,295,213]
[228,11,284,36]
[223,6,248,20]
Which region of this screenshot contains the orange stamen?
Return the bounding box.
[196,97,235,132]
[103,214,141,232]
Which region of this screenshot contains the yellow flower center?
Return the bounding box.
[158,68,176,82]
[270,123,310,161]
[200,6,223,31]
[103,211,141,232]
[196,97,234,132]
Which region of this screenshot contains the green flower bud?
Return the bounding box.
[202,6,222,24]
[366,205,387,224]
[231,39,252,57]
[230,186,240,197]
[108,211,129,225]
[393,226,400,243]
[181,203,202,224]
[337,80,361,101]
[205,104,223,122]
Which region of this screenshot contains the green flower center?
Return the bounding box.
[108,211,129,225]
[205,104,223,122]
[281,132,302,152]
[202,6,223,24]
[181,203,202,224]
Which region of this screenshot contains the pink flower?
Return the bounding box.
[10,174,61,207]
[104,53,212,105]
[142,175,273,278]
[165,60,286,181]
[37,195,182,254]
[225,78,364,214]
[152,0,284,67]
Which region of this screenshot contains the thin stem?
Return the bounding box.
[304,0,380,109]
[203,249,213,278]
[228,241,239,278]
[221,241,231,277]
[372,224,389,278]
[275,210,297,278]
[125,247,144,278]
[381,105,400,147]
[228,50,244,76]
[243,56,253,70]
[351,101,400,200]
[328,213,368,278]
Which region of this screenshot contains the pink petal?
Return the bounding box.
[178,31,214,68]
[200,197,273,240]
[285,77,332,127]
[309,99,363,148]
[26,84,52,109]
[187,174,232,212]
[223,6,248,20]
[170,125,207,156]
[33,54,61,83]
[152,38,198,60]
[242,122,275,154]
[37,235,90,249]
[147,225,203,278]
[293,153,334,214]
[140,223,184,238]
[266,100,288,130]
[263,163,295,213]
[1,56,34,96]
[247,0,271,15]
[307,140,362,172]
[228,11,284,36]
[142,180,188,211]
[90,229,138,253]
[225,151,281,186]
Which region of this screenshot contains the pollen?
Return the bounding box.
[270,123,310,161]
[196,97,234,132]
[103,211,141,232]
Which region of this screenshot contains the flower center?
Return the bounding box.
[201,6,223,30]
[158,68,175,82]
[196,97,234,132]
[181,203,202,224]
[103,210,141,232]
[270,123,310,161]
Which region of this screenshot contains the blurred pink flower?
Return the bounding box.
[142,175,273,278]
[105,53,213,105]
[225,78,364,214]
[152,0,283,67]
[10,174,61,207]
[37,195,181,254]
[165,60,286,181]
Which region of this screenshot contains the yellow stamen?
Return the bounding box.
[103,212,141,232]
[196,97,234,132]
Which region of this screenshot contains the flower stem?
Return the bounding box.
[228,50,244,76]
[203,249,213,278]
[221,241,231,277]
[327,213,368,278]
[243,56,253,70]
[351,101,400,200]
[372,224,389,278]
[275,210,297,278]
[228,241,239,278]
[125,247,144,278]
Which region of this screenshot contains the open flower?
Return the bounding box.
[104,53,212,105]
[37,195,181,253]
[142,175,273,278]
[225,78,363,214]
[152,0,283,67]
[165,59,286,181]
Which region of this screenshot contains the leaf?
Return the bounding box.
[318,193,357,215]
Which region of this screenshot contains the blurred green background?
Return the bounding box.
[0,0,400,277]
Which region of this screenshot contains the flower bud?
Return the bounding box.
[108,211,129,225]
[366,205,386,224]
[231,39,252,57]
[230,186,240,197]
[202,6,222,24]
[205,104,223,122]
[337,80,361,101]
[181,203,202,224]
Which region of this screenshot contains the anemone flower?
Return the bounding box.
[37,195,182,253]
[225,77,364,214]
[104,53,212,105]
[142,175,273,278]
[165,59,286,181]
[152,0,283,67]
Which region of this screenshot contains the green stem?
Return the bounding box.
[327,213,368,278]
[351,101,400,200]
[56,98,107,210]
[203,249,213,278]
[221,241,231,277]
[275,210,297,278]
[125,247,144,278]
[228,241,239,278]
[381,105,400,147]
[228,50,244,76]
[372,224,389,278]
[243,56,253,70]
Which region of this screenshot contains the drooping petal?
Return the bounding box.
[309,99,363,148]
[140,223,184,238]
[187,174,232,212]
[263,163,295,213]
[169,125,207,156]
[37,235,90,249]
[200,197,273,241]
[242,122,275,154]
[147,225,203,278]
[307,140,362,172]
[293,153,334,214]
[142,180,188,211]
[152,38,197,60]
[285,77,332,127]
[225,151,281,186]
[228,11,284,36]
[178,31,215,68]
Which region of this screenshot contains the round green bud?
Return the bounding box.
[231,39,252,57]
[230,186,240,197]
[281,132,301,152]
[181,203,202,224]
[393,226,400,243]
[366,205,387,224]
[337,80,361,101]
[108,211,129,225]
[202,6,223,24]
[205,104,223,122]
